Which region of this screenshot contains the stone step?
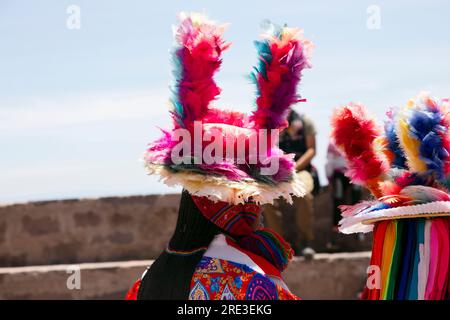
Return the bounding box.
[0,252,371,300]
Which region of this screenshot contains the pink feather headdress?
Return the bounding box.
[143,12,313,204]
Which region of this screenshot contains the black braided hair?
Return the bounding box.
[137,190,222,300]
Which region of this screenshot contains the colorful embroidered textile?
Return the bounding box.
[188,256,299,300]
[125,233,297,300]
[192,195,293,272]
[191,195,260,236]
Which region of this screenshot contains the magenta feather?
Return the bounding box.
[170,13,230,129]
[250,23,313,130]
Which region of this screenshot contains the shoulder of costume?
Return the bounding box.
[224,236,282,279]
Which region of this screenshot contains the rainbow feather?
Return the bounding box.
[250,22,313,130]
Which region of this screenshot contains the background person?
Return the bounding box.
[325,140,363,250]
[264,109,318,257]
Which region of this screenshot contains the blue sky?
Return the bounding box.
[1,0,449,203]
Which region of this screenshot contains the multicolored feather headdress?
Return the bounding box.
[143,12,314,204]
[332,93,450,300]
[331,92,450,234]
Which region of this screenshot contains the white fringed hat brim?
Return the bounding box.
[145,163,308,205]
[339,201,450,234]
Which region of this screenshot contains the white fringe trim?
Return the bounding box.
[144,164,307,205]
[339,201,450,234]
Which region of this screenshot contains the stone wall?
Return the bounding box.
[0,195,179,267]
[0,189,371,267]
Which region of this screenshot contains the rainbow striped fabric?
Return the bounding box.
[363,217,450,300]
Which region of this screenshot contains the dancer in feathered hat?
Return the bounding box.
[126,12,313,300]
[332,92,450,300]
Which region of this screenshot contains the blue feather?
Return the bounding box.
[385,118,407,169]
[250,22,284,84]
[408,105,447,179]
[252,40,272,80]
[360,202,391,215]
[170,48,185,124]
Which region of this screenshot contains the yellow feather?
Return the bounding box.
[406,98,415,109]
[397,118,427,172]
